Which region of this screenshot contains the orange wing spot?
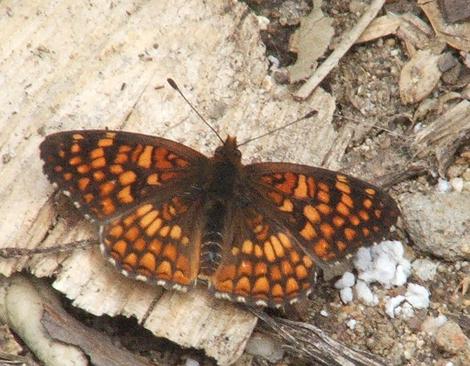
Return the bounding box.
[148,239,163,255]
[58,150,66,158]
[337,240,347,252]
[175,158,189,167]
[239,260,253,276]
[163,244,177,262]
[254,244,263,258]
[363,198,373,209]
[307,176,316,197]
[72,133,84,140]
[90,148,104,159]
[318,182,330,192]
[374,209,382,218]
[344,228,357,241]
[123,214,136,227]
[99,181,115,196]
[176,255,189,272]
[254,262,268,276]
[118,186,133,203]
[271,284,284,298]
[119,171,137,185]
[255,225,269,241]
[316,203,332,215]
[276,172,297,194]
[267,191,283,205]
[349,215,360,226]
[71,143,81,153]
[78,177,90,191]
[159,225,170,237]
[253,277,270,294]
[147,174,160,185]
[69,156,82,166]
[242,240,253,254]
[133,238,146,251]
[231,246,240,256]
[278,232,292,249]
[161,172,177,181]
[290,250,301,264]
[270,265,282,281]
[362,228,370,237]
[91,157,106,169]
[304,205,320,223]
[303,255,314,268]
[217,279,233,292]
[125,226,140,241]
[136,204,153,216]
[336,174,348,183]
[279,199,294,212]
[154,147,173,169]
[300,222,317,240]
[98,138,113,147]
[63,172,73,181]
[181,236,189,245]
[140,210,159,229]
[293,174,308,198]
[119,145,131,153]
[264,241,276,262]
[93,170,105,181]
[320,223,335,239]
[336,181,351,194]
[281,260,294,275]
[84,193,94,203]
[333,216,345,227]
[114,153,128,164]
[365,188,376,195]
[173,270,190,284]
[285,278,300,295]
[138,145,153,168]
[218,264,236,281]
[54,165,63,172]
[235,277,251,294]
[156,261,172,278]
[317,190,330,203]
[109,225,123,238]
[101,198,115,215]
[112,240,127,258]
[170,225,182,240]
[110,164,124,175]
[270,235,285,257]
[359,210,370,221]
[336,202,350,216]
[105,132,116,138]
[313,238,330,258]
[77,164,91,174]
[341,194,354,209]
[295,264,308,280]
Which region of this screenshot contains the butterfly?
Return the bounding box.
[39,128,399,308]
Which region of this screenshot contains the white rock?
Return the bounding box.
[353,247,372,272]
[405,283,430,309]
[340,287,353,304]
[334,272,355,289]
[412,259,438,281]
[346,319,357,330]
[450,177,464,192]
[400,302,415,318]
[437,178,452,192]
[185,358,199,366]
[245,332,284,363]
[393,263,411,286]
[355,280,378,306]
[385,295,405,318]
[320,309,329,317]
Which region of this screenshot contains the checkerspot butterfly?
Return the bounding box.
[39,126,399,308]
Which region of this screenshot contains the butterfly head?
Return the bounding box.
[213,136,242,164]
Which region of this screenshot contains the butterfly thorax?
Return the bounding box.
[199,136,242,277]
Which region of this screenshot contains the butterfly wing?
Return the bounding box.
[40,130,208,289]
[245,162,399,265]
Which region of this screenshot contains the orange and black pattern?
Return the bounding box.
[40,131,399,307]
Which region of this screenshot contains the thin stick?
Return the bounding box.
[294,0,386,100]
[0,239,97,258]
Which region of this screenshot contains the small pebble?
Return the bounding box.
[334,272,355,289]
[450,177,463,192]
[436,178,452,192]
[412,259,438,281]
[340,287,353,304]
[405,283,430,309]
[346,319,357,330]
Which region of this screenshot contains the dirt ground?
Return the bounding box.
[1,0,469,365]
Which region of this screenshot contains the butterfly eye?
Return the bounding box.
[234,149,241,158]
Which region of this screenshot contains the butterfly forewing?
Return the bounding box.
[40,130,206,221]
[245,162,399,266]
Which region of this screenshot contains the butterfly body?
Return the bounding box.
[40,130,399,307]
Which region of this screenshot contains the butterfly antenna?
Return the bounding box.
[238,110,318,147]
[167,78,224,144]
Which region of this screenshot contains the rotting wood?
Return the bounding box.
[294,0,386,100]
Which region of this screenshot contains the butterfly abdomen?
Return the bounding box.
[200,200,226,276]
